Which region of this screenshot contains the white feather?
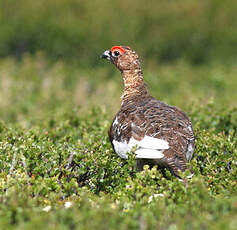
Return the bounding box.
[112,135,169,159]
[135,136,169,150]
[186,143,194,161]
[113,117,118,126]
[135,148,164,159]
[112,140,129,159]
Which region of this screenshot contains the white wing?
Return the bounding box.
[113,135,169,159]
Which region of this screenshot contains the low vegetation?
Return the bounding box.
[0,56,236,229]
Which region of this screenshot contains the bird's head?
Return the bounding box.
[101,46,141,72]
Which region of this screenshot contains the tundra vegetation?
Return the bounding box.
[0,0,236,229]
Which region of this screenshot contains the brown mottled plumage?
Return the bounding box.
[101,46,195,177]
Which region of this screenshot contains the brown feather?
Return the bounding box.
[104,46,195,177]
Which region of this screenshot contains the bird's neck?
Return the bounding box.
[121,68,149,101]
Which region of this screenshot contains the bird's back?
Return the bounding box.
[101,45,195,177]
[109,95,195,176]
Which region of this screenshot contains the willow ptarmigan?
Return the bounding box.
[101,46,195,177]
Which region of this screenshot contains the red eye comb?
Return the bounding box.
[111,46,125,54]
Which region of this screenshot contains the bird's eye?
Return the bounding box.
[114,51,120,56]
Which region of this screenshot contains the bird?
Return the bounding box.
[101,46,195,177]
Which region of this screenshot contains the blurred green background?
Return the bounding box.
[1,0,237,65]
[0,0,237,124]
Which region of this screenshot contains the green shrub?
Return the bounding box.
[0,56,236,229]
[0,106,236,229]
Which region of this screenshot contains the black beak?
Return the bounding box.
[101,50,111,60]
